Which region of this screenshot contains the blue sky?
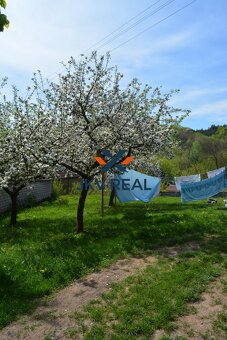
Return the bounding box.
[0,0,227,129]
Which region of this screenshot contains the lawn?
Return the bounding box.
[71,255,220,339]
[0,194,227,329]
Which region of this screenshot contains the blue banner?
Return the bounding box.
[114,169,161,203]
[181,171,225,202]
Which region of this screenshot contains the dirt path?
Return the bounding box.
[171,278,227,339]
[153,275,227,340]
[0,242,200,340]
[0,255,157,340]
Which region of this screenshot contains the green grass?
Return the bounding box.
[0,194,227,329]
[71,254,220,339]
[213,311,227,335]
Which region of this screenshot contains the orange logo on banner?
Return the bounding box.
[95,156,134,166]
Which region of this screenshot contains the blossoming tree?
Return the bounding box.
[0,85,51,225]
[22,52,187,232]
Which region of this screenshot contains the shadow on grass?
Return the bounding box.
[0,268,37,327]
[0,196,226,328]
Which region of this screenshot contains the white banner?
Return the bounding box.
[174,174,201,191]
[207,167,225,178]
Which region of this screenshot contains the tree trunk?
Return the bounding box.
[214,155,219,169]
[77,186,89,233]
[10,193,18,226]
[109,187,115,207]
[3,185,25,226]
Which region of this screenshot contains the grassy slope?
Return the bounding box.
[0,194,227,328]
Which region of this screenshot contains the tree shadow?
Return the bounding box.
[0,268,38,328]
[0,197,226,328]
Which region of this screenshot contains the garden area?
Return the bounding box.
[0,193,226,339]
[1,3,227,338]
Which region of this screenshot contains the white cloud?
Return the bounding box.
[169,87,227,126]
[171,87,227,105]
[190,100,227,118]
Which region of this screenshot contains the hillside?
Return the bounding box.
[160,124,227,181]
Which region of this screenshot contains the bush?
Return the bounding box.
[51,180,65,200]
[26,193,37,208]
[56,197,69,205]
[70,181,80,195]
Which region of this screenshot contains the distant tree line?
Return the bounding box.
[196,124,227,137]
[160,125,227,182]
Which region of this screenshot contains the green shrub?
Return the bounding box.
[70,181,80,195]
[51,180,64,200]
[26,193,37,208]
[56,197,69,206]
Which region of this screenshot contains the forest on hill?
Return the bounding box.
[160,124,227,182]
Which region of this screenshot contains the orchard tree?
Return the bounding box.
[0,0,9,32]
[0,84,52,225]
[26,52,187,233]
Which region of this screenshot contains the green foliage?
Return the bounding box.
[213,312,227,334]
[70,181,80,195]
[161,125,227,180]
[51,180,65,200]
[0,13,9,31]
[0,0,9,32]
[214,125,227,140]
[160,157,178,180]
[189,140,202,164]
[0,0,6,9]
[0,194,227,328]
[196,124,227,137]
[55,196,69,206]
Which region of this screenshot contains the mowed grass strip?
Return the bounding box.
[71,254,221,340]
[0,195,227,328]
